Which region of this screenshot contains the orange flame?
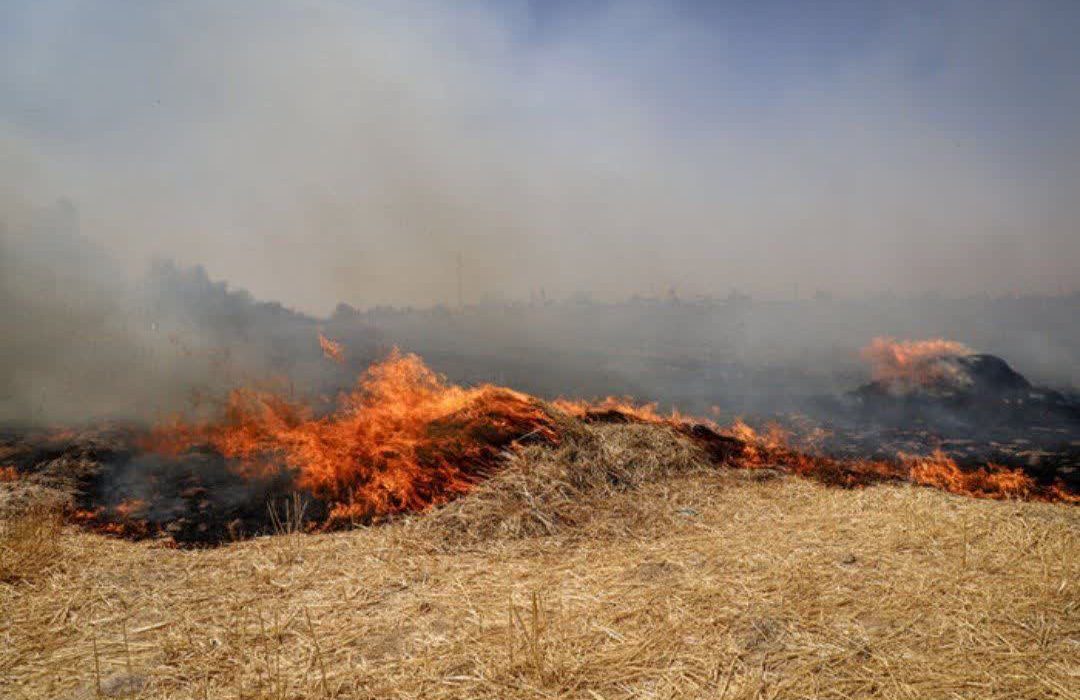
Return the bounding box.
[142,349,557,525]
[68,347,1076,542]
[318,332,345,364]
[552,396,673,424]
[113,498,149,519]
[906,450,1036,499]
[531,397,1072,502]
[861,337,973,390]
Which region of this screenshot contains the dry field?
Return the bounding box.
[2,423,1078,699]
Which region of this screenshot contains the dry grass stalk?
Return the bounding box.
[0,501,63,584]
[418,420,710,546]
[267,492,308,565]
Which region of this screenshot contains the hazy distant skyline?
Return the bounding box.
[3,1,1079,313]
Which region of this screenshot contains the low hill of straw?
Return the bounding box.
[2,419,1078,700]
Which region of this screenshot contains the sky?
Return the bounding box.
[3,0,1079,312]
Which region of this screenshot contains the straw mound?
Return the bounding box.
[419,417,712,545]
[1,421,1078,700]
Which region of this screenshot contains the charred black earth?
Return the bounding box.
[0,427,308,543]
[812,353,1080,491]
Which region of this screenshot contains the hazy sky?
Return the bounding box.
[3,0,1079,312]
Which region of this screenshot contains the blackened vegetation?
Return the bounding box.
[815,353,1080,492]
[80,451,306,543]
[1,429,314,544]
[678,423,746,464]
[0,428,130,509]
[0,397,560,546]
[2,406,1076,549]
[1,413,746,547]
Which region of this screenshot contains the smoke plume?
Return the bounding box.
[3,1,1079,422]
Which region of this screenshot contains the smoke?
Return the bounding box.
[4,0,1080,310]
[0,200,343,424]
[2,1,1079,422]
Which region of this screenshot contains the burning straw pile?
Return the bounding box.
[1,349,1074,546]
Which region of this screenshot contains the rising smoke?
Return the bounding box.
[2,1,1079,423]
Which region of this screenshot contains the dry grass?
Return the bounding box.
[0,502,63,585]
[420,420,711,544]
[1,422,1078,699]
[266,493,310,567]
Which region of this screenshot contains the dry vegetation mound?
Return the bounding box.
[418,418,715,545]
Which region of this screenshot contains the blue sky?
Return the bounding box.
[3,1,1079,310]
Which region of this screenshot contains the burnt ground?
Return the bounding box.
[810,423,1080,492]
[0,427,308,543]
[801,354,1080,492]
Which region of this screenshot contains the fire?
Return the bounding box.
[318,332,345,364]
[551,402,1063,500]
[134,355,1080,536]
[142,349,558,526]
[907,450,1037,499]
[70,507,155,540]
[113,498,149,519]
[712,421,1076,500]
[8,346,1070,544]
[861,337,973,392]
[552,396,673,424]
[728,419,790,465]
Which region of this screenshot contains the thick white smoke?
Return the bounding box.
[3,0,1078,312]
[2,1,1079,423]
